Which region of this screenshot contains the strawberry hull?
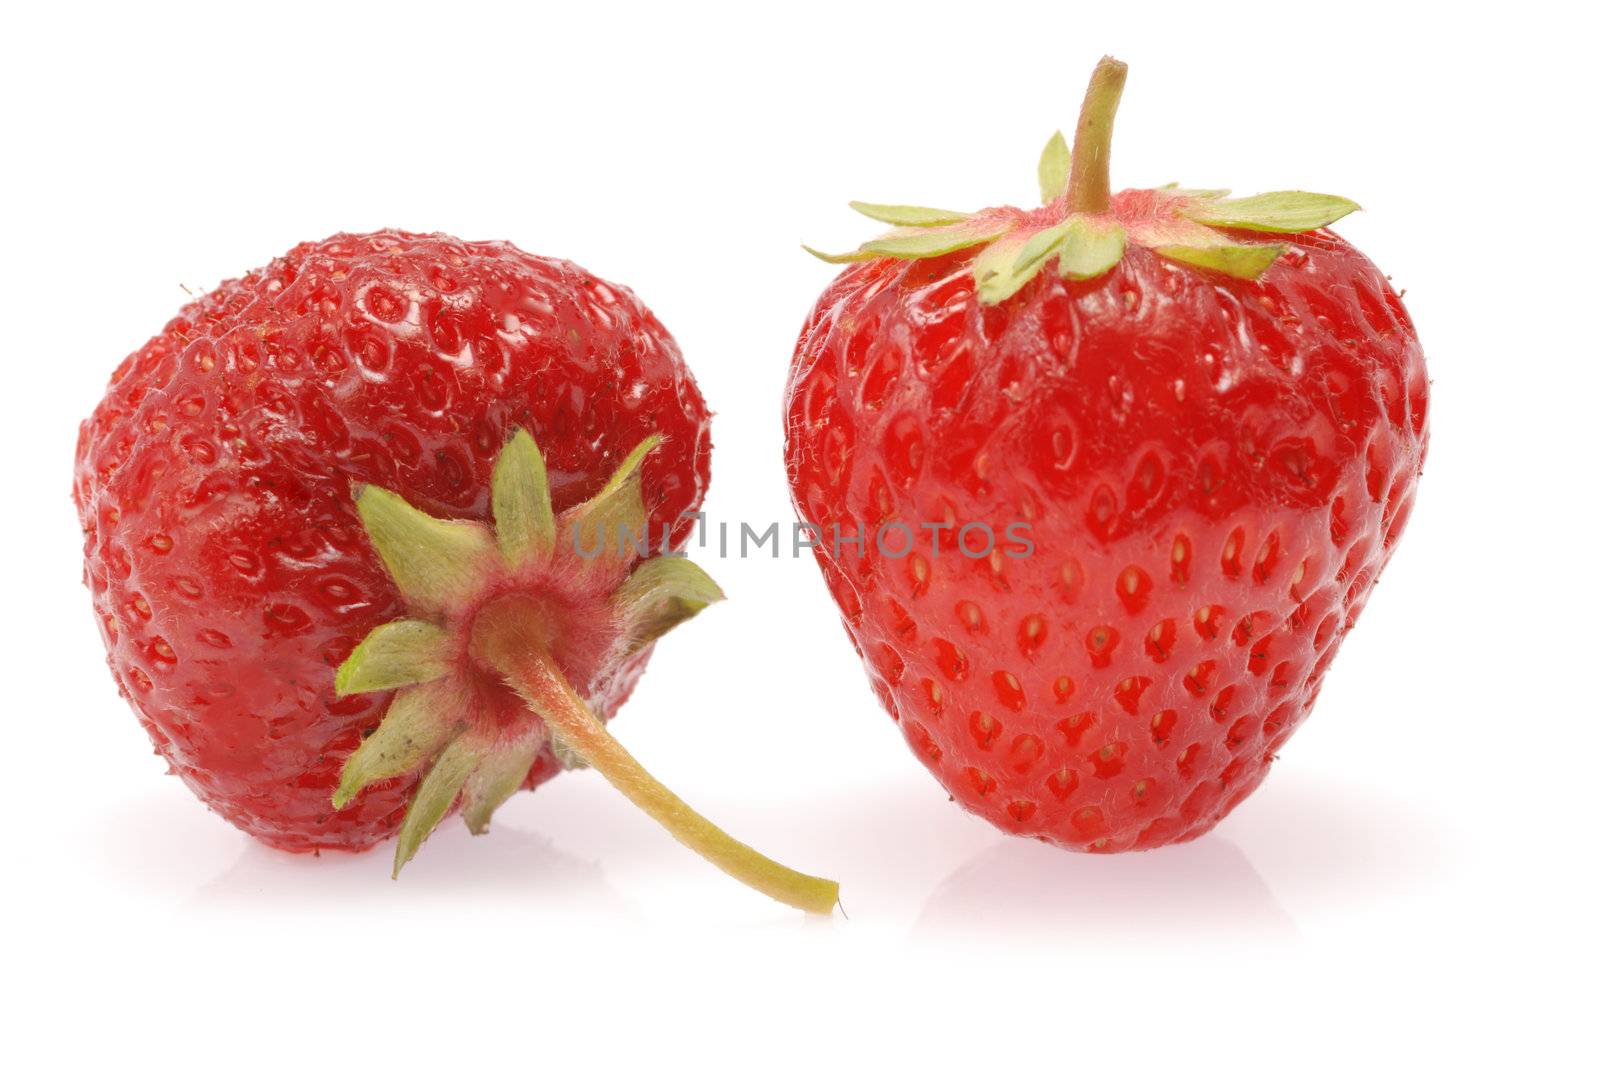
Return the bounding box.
[786,235,1427,851]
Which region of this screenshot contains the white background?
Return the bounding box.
[5,2,1594,1065]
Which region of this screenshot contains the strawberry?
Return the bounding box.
[76,230,836,912]
[788,59,1428,851]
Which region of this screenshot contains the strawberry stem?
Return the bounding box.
[1064,56,1129,215]
[473,602,841,915]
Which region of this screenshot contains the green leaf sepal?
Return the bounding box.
[614,556,726,657]
[1181,191,1358,233]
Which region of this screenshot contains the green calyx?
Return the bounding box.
[332,429,724,875]
[806,55,1359,299]
[329,429,839,914]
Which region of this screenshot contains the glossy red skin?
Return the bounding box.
[75,231,711,853]
[786,232,1427,851]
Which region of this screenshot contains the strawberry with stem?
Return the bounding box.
[76,232,837,914]
[788,58,1426,851]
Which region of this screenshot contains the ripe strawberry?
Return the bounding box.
[788,59,1427,851]
[77,230,836,911]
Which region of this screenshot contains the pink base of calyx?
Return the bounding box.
[332,429,839,915]
[807,55,1360,300]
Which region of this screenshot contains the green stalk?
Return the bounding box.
[1064,56,1129,215]
[474,604,841,915]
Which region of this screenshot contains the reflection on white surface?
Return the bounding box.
[98,780,635,917]
[184,826,633,916]
[912,769,1446,944]
[93,757,1446,940]
[916,835,1299,943]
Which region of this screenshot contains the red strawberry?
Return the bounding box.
[77,230,836,911]
[787,59,1427,851]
